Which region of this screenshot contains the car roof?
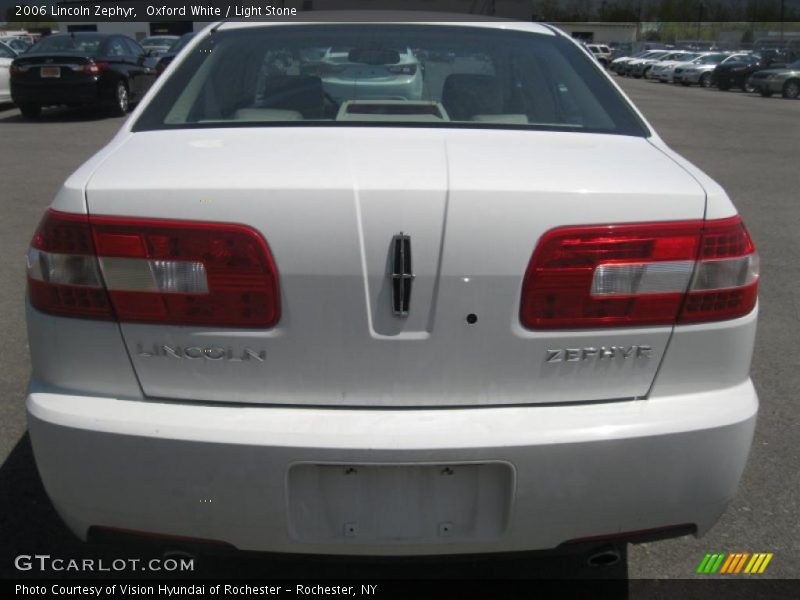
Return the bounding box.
[46,32,115,38]
[216,13,556,36]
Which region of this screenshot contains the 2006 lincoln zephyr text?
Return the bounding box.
[25,18,760,558]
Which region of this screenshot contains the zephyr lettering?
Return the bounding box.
[545,346,652,363]
[136,343,266,362]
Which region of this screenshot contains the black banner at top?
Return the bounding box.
[2,0,800,23]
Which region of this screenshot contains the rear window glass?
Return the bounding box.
[29,34,104,55]
[695,54,725,64]
[133,25,648,136]
[143,37,176,46]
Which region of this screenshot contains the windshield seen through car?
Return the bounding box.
[28,34,105,54]
[133,24,648,136]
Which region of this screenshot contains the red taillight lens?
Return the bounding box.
[678,216,759,324]
[10,64,21,77]
[520,217,758,330]
[27,210,280,328]
[155,61,166,76]
[81,61,109,75]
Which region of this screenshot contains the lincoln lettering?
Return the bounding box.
[136,344,266,362]
[545,345,652,363]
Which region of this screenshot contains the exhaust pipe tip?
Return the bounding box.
[161,548,197,562]
[586,546,622,568]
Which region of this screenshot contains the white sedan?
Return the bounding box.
[647,51,701,82]
[318,45,424,102]
[0,41,16,103]
[25,18,759,561]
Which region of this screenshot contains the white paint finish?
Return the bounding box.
[50,135,132,214]
[81,128,706,406]
[27,380,757,554]
[648,137,738,220]
[27,379,757,448]
[650,307,758,397]
[26,305,143,400]
[0,55,11,103]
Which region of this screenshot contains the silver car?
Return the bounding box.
[647,52,701,82]
[625,50,671,77]
[748,59,800,98]
[674,53,741,87]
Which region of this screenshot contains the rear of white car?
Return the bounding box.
[319,45,423,101]
[0,41,15,103]
[649,52,698,82]
[26,20,759,557]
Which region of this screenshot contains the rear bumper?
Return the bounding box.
[27,379,757,556]
[716,73,746,87]
[11,80,103,107]
[749,79,782,93]
[676,71,702,84]
[322,75,423,102]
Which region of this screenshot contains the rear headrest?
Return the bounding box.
[257,75,323,118]
[233,108,303,122]
[441,74,503,121]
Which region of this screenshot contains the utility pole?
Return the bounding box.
[780,0,785,45]
[696,2,703,45]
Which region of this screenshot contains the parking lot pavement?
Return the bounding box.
[0,76,798,581]
[614,75,800,579]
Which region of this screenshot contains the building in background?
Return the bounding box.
[549,22,637,44]
[58,20,193,40]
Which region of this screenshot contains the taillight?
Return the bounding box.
[155,60,166,76]
[9,64,22,77]
[27,211,113,320]
[678,216,759,324]
[81,61,109,75]
[27,210,280,328]
[388,64,417,76]
[520,216,758,330]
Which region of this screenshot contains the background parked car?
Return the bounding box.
[748,59,800,99]
[154,32,196,76]
[623,50,671,77]
[0,41,17,103]
[647,51,699,82]
[714,53,768,91]
[10,32,157,118]
[609,50,650,74]
[317,46,424,102]
[675,53,742,88]
[1,36,34,54]
[139,35,179,58]
[586,44,611,67]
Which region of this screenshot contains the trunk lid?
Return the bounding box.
[12,53,94,84]
[86,128,706,406]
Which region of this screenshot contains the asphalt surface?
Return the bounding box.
[0,75,798,584]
